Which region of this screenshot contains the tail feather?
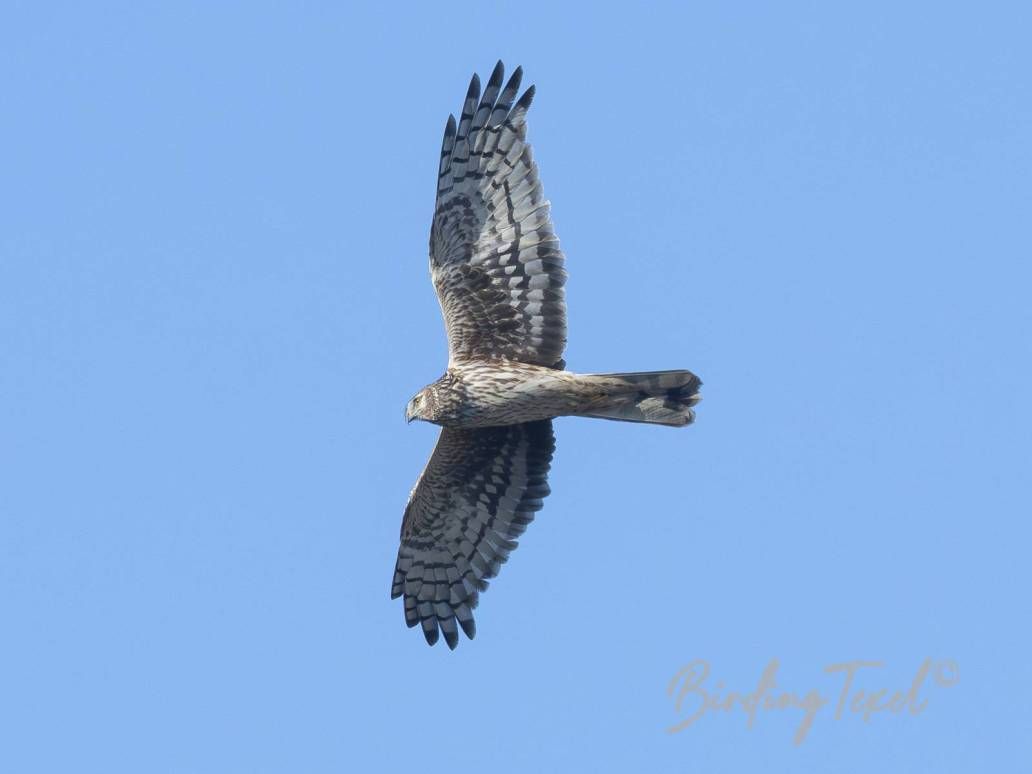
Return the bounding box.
[577,370,701,427]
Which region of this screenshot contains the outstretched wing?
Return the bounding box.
[392,420,555,648]
[430,61,567,368]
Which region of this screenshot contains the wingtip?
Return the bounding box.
[421,619,440,646]
[490,59,505,84]
[439,115,458,163]
[516,84,536,111]
[502,66,523,98]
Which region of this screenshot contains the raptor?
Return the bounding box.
[393,62,701,648]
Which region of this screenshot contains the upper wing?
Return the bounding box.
[392,420,555,648]
[430,62,567,368]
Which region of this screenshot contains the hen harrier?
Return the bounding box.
[393,62,701,648]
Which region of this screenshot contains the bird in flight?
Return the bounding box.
[393,62,701,648]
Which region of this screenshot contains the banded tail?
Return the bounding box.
[577,370,702,427]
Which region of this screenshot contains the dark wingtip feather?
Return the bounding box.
[489,60,505,88]
[404,597,419,628]
[422,618,440,646]
[440,115,457,160]
[442,623,459,650]
[515,84,535,112]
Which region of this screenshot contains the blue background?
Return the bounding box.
[2,2,1028,771]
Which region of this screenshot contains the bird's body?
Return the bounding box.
[392,62,702,648]
[415,362,587,427]
[411,361,701,429]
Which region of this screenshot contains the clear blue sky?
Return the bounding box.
[2,2,1029,771]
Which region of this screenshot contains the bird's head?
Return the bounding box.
[405,386,437,424]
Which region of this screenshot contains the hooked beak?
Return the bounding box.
[405,403,415,424]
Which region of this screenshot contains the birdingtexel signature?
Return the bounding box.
[665,658,959,744]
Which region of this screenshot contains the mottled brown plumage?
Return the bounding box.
[393,62,702,649]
